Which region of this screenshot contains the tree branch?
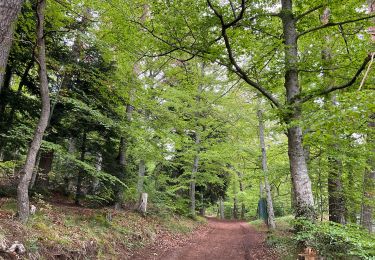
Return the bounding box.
[207,0,280,107]
[206,0,246,29]
[298,14,375,38]
[229,0,237,19]
[295,5,324,21]
[300,55,371,103]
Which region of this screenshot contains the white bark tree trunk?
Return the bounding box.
[137,159,145,194]
[138,192,148,215]
[257,109,276,229]
[136,159,146,212]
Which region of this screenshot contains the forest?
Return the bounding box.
[0,0,374,259]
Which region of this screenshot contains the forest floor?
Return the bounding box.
[0,197,279,259]
[132,217,278,260]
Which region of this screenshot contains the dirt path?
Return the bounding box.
[132,218,277,260]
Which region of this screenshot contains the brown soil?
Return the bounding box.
[132,217,278,260]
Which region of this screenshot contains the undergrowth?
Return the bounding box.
[294,218,375,259]
[250,215,375,260]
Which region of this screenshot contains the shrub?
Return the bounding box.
[293,219,375,259]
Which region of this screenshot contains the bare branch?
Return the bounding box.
[295,5,324,21]
[300,55,371,103]
[298,14,375,38]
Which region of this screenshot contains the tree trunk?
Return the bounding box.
[328,158,345,223]
[345,167,357,223]
[228,164,246,219]
[115,135,127,210]
[233,195,238,219]
[29,152,41,189]
[281,0,315,220]
[190,133,200,217]
[17,0,50,223]
[0,0,23,91]
[189,149,200,217]
[219,197,224,219]
[91,151,102,194]
[137,159,145,194]
[138,192,148,215]
[239,176,245,219]
[258,109,276,229]
[0,65,12,160]
[199,193,205,216]
[136,159,146,211]
[0,65,12,120]
[64,137,76,196]
[75,131,86,205]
